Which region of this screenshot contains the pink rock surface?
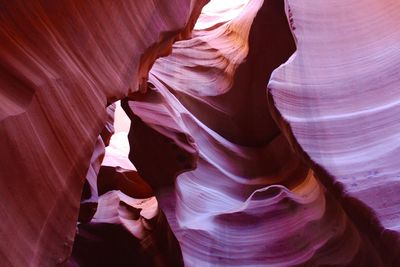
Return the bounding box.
[123,0,389,265]
[71,164,184,267]
[0,1,207,265]
[2,0,399,265]
[268,0,400,264]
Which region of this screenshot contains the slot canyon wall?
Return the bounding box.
[0,0,208,266]
[0,0,399,266]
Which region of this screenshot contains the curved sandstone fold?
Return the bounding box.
[124,0,385,266]
[72,101,184,266]
[268,0,400,264]
[78,103,115,223]
[0,1,208,266]
[71,167,184,267]
[2,0,398,265]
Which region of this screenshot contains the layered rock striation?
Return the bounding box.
[0,1,208,265]
[1,0,399,266]
[122,0,394,265]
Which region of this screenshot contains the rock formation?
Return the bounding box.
[268,0,400,265]
[0,0,208,265]
[122,0,398,265]
[1,0,399,266]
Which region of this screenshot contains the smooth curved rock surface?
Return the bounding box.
[0,1,208,265]
[74,99,186,266]
[123,0,388,266]
[268,0,400,264]
[2,0,399,265]
[71,164,184,267]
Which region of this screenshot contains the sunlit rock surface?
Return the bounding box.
[0,1,208,265]
[268,0,400,265]
[2,0,400,266]
[122,0,392,266]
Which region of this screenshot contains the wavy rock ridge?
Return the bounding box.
[122,0,396,266]
[1,0,399,266]
[0,1,207,265]
[268,0,400,265]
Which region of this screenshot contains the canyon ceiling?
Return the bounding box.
[0,0,399,266]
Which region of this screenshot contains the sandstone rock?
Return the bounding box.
[122,0,386,265]
[2,0,399,265]
[0,1,208,265]
[268,0,400,264]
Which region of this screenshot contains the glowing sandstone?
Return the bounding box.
[0,1,208,265]
[268,0,400,264]
[123,0,389,266]
[1,0,399,266]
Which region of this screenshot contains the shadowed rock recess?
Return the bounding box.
[1,0,399,266]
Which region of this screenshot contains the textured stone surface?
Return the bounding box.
[71,165,184,267]
[0,1,207,265]
[268,0,400,264]
[2,0,400,266]
[122,0,391,266]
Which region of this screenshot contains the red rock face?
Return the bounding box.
[0,1,208,266]
[1,0,400,266]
